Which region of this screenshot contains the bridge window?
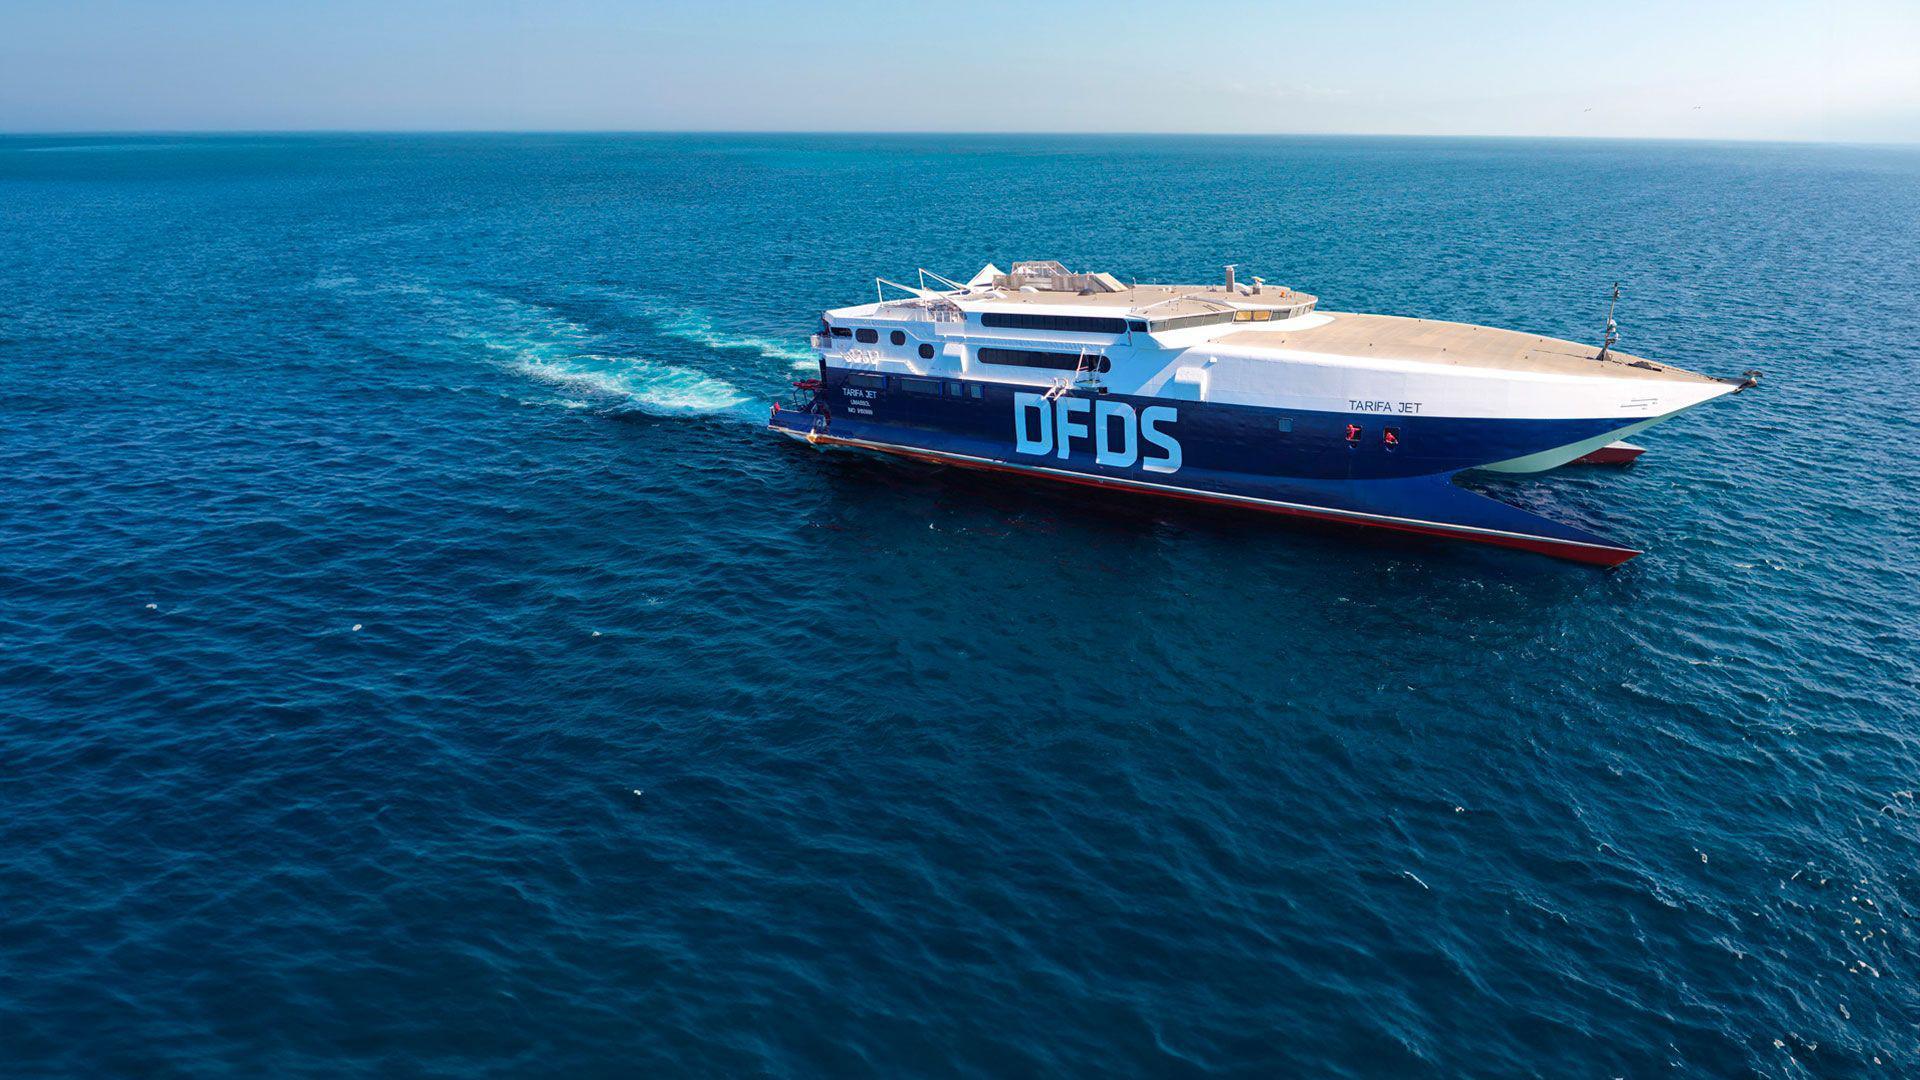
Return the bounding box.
[979,312,1128,335]
[855,328,878,343]
[1149,311,1236,333]
[978,347,1111,372]
[890,330,906,346]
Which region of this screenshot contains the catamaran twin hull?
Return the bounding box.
[770,263,1755,565]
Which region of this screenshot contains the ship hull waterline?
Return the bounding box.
[769,416,1641,567]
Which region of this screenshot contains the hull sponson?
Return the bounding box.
[771,418,1637,566]
[771,375,1643,565]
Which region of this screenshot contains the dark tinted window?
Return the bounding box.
[978,348,1110,372]
[830,326,852,338]
[855,328,878,343]
[890,330,906,346]
[1127,320,1149,333]
[979,312,1127,335]
[844,373,885,389]
[945,381,964,396]
[968,384,984,399]
[899,378,940,396]
[918,343,934,359]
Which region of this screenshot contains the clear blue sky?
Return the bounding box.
[3,0,1916,141]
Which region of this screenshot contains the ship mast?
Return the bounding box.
[1595,282,1620,362]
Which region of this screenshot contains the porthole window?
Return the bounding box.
[890,330,906,346]
[855,328,878,344]
[918,343,934,360]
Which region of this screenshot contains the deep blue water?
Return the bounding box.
[3,133,1918,1076]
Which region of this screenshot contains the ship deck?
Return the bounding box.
[955,283,1314,318]
[1218,313,1720,383]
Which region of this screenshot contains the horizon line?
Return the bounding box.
[2,128,1918,149]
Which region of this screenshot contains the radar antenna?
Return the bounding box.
[1595,282,1621,362]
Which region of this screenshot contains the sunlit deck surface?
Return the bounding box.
[957,283,1318,318]
[1219,313,1720,383]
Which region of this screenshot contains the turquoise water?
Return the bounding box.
[2,134,1918,1075]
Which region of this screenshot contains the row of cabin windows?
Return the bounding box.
[1233,308,1295,322]
[1150,311,1238,332]
[979,312,1130,335]
[977,347,1112,372]
[844,372,984,399]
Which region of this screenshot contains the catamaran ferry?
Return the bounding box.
[769,261,1757,565]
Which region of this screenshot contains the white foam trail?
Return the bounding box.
[602,294,814,364]
[362,282,775,418]
[658,309,815,363]
[515,354,750,415]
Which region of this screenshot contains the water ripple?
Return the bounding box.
[2,133,1917,1077]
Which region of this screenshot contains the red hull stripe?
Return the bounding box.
[1573,443,1647,466]
[785,428,1640,567]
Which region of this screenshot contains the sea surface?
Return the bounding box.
[2,133,1918,1077]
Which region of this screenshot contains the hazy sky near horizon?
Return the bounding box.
[4,0,1917,142]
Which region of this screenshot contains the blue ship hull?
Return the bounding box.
[771,372,1645,565]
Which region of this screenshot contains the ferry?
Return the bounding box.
[769,262,1757,565]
